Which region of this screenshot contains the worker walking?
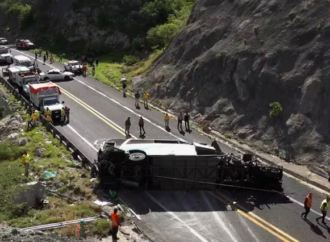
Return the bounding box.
[135,91,140,107]
[139,116,145,136]
[301,193,313,219]
[184,112,190,131]
[177,112,183,131]
[125,117,131,136]
[143,91,149,108]
[164,113,170,128]
[43,55,46,65]
[64,105,70,124]
[22,151,30,177]
[316,196,330,224]
[111,208,121,241]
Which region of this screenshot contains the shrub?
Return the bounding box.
[269,102,283,117]
[224,133,232,139]
[0,141,24,161]
[92,219,110,237]
[122,55,140,66]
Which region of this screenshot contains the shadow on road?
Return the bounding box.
[221,189,292,212]
[304,219,327,238]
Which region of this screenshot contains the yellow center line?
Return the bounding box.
[208,191,300,242]
[60,88,137,139]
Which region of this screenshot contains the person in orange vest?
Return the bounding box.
[301,193,313,219]
[111,208,121,240]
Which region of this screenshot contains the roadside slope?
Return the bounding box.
[134,0,330,167]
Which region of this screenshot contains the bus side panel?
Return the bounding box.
[149,156,219,190]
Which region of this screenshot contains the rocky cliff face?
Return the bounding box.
[134,0,330,166]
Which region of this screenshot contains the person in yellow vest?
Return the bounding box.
[164,113,170,128]
[35,109,40,121]
[31,110,38,127]
[316,196,330,224]
[46,114,53,123]
[60,107,65,124]
[45,107,51,116]
[22,151,30,177]
[143,91,149,108]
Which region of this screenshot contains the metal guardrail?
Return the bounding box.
[0,76,94,168]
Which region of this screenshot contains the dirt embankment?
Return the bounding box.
[134,0,330,167]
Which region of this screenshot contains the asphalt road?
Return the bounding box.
[2,47,330,242]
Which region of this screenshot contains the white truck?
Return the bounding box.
[7,66,40,96]
[64,60,83,75]
[0,46,12,64]
[29,82,63,122]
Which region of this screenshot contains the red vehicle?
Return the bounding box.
[15,39,35,50]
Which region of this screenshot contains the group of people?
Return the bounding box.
[301,193,329,224]
[124,112,190,137]
[134,90,150,108]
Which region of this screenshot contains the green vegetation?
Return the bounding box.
[269,102,283,117]
[224,133,232,139]
[92,219,110,237]
[0,0,35,29]
[0,106,4,119]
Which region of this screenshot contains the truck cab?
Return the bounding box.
[29,83,63,122]
[0,47,12,64]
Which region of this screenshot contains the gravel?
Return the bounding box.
[0,226,94,242]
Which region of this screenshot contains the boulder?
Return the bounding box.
[13,181,46,208]
[7,133,18,140]
[19,138,28,146]
[35,148,46,157]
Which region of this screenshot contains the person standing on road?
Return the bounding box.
[143,91,149,108]
[135,91,140,107]
[184,112,190,131]
[38,48,42,57]
[139,116,146,136]
[35,52,37,60]
[43,55,46,65]
[22,151,30,177]
[301,193,313,219]
[83,65,87,77]
[50,54,54,64]
[317,196,330,224]
[59,53,63,63]
[45,51,48,60]
[35,109,40,121]
[92,65,95,76]
[111,208,121,241]
[95,59,99,67]
[61,107,65,124]
[164,113,170,128]
[177,112,183,131]
[125,117,131,136]
[64,105,70,124]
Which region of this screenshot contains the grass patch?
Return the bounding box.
[92,219,110,237]
[224,133,232,139]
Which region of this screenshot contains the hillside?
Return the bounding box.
[134,0,330,167]
[0,0,195,54]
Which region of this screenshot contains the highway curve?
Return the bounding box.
[1,48,330,242]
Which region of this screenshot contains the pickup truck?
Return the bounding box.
[63,60,83,74]
[0,47,12,64]
[7,66,40,96]
[29,82,63,122]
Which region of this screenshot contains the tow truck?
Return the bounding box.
[93,139,283,191]
[29,82,63,122]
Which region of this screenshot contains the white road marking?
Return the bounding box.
[67,125,98,152]
[13,49,189,143]
[286,195,330,221]
[201,192,239,242]
[145,191,209,242]
[237,213,261,242]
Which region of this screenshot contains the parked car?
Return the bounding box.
[64,60,83,74]
[39,69,74,81]
[0,37,8,45]
[15,39,35,49]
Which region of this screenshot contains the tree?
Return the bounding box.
[156,23,179,48]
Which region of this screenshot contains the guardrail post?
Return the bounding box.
[72,149,78,160]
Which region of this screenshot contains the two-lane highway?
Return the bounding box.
[3,47,330,241]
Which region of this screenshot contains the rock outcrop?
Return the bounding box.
[135,0,330,166]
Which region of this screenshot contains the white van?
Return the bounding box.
[13,55,33,68]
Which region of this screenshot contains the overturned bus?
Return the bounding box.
[93,138,283,191]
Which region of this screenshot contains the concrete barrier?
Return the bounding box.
[0,77,94,168]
